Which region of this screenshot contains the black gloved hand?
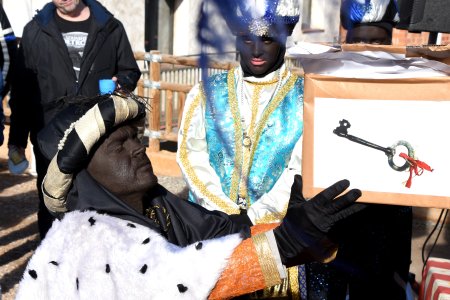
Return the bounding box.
[229,209,253,226]
[274,175,365,267]
[116,73,140,92]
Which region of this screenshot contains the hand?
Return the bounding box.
[112,76,120,89]
[274,175,365,267]
[115,74,135,92]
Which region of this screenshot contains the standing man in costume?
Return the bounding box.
[339,1,412,299]
[7,0,140,239]
[177,0,303,226]
[177,0,326,298]
[305,1,413,299]
[15,93,365,299]
[341,0,399,45]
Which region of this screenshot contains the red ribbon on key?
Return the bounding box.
[399,152,433,188]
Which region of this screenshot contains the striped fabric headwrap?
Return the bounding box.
[39,95,147,213]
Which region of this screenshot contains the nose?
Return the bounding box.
[252,39,263,58]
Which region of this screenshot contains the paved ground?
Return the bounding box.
[1,124,449,299]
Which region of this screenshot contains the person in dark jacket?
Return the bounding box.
[7,0,141,240]
[0,4,17,146]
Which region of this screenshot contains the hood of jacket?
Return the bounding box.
[34,0,113,28]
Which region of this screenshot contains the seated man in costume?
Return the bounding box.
[16,94,365,299]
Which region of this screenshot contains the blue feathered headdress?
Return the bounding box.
[219,0,301,37]
[341,0,399,30]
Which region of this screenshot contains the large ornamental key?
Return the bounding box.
[333,119,414,172]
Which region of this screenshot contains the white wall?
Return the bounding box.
[173,0,200,55]
[3,0,48,37]
[98,0,145,52]
[3,0,341,55]
[291,0,342,44]
[3,0,145,53]
[173,0,238,56]
[172,0,341,55]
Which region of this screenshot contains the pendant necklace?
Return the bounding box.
[237,69,285,209]
[239,69,283,149]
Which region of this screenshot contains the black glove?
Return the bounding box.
[116,73,140,92]
[229,209,253,226]
[274,175,365,267]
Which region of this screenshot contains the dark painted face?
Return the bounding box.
[346,25,392,45]
[236,31,287,78]
[87,125,157,203]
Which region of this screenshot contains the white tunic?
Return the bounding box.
[177,65,303,224]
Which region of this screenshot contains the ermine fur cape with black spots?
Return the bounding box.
[15,210,242,300]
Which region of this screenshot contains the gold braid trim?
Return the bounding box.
[252,233,282,288]
[178,84,240,215]
[255,201,289,224]
[249,74,299,170]
[238,84,263,206]
[227,68,244,201]
[229,68,291,204]
[246,68,288,86]
[145,205,171,232]
[288,266,301,300]
[247,77,281,85]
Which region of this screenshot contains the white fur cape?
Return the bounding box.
[15,211,243,300]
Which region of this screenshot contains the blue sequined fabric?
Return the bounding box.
[204,71,304,204]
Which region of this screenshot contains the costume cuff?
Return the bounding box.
[208,224,280,299]
[265,230,287,279]
[252,230,286,287]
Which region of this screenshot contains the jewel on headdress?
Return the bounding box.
[248,18,270,36]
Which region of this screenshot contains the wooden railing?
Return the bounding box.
[134,50,303,152]
[134,50,238,151]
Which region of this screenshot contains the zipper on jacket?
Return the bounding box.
[75,80,80,95]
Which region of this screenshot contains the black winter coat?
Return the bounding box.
[0,4,17,98]
[0,4,17,145]
[8,0,141,148]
